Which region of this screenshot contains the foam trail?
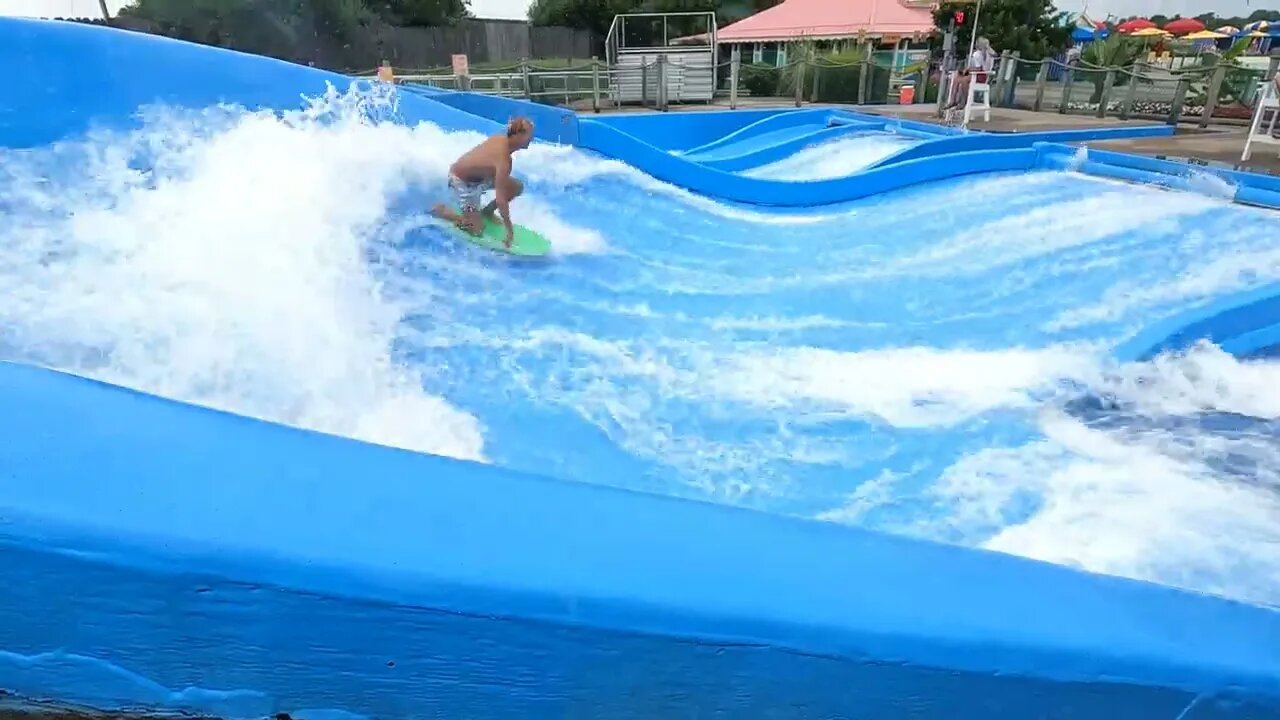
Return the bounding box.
[743,133,919,181]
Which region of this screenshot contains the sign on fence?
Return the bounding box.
[452,54,470,76]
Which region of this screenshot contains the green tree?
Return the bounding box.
[120,0,257,45]
[121,0,376,42]
[529,0,770,34]
[528,0,631,35]
[1185,9,1280,29]
[368,0,470,25]
[933,0,1070,62]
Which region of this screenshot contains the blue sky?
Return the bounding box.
[1,0,1263,23]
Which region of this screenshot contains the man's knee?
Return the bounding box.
[504,176,524,198]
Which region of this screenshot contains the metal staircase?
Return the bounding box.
[605,12,718,105]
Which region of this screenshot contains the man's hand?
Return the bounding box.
[495,156,515,249]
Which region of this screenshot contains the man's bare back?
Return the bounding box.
[450,135,510,185]
[432,117,535,248]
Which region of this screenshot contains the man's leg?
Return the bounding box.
[433,179,486,235]
[434,204,484,235]
[481,177,523,222]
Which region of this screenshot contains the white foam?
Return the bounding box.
[0,86,498,462]
[711,344,1101,427]
[880,185,1222,278]
[814,342,1280,606]
[1049,243,1280,332]
[517,141,847,226]
[742,133,917,181]
[968,412,1280,607]
[515,200,610,256]
[1102,342,1280,418]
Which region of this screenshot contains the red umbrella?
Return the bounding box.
[1162,18,1206,35]
[1116,18,1155,33]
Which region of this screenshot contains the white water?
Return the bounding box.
[1,92,502,462]
[743,133,918,181]
[3,86,1280,608]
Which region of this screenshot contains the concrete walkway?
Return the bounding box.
[1088,129,1280,176]
[859,105,1280,175]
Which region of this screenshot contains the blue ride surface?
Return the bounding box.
[1114,281,1280,361]
[3,16,1280,720]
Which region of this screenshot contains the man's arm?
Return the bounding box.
[494,156,515,243]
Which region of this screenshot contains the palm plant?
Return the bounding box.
[1188,37,1254,105]
[1079,33,1145,104]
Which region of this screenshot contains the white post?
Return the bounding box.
[730,44,741,110]
[967,0,985,60]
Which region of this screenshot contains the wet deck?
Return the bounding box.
[858,104,1280,176]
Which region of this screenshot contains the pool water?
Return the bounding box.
[2,89,1278,607]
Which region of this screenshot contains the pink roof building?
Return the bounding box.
[715,0,937,43]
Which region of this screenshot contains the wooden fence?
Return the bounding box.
[377,20,599,69]
[60,15,599,73]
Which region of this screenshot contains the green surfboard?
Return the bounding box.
[439,206,552,257]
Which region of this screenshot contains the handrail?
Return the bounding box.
[605,15,619,68]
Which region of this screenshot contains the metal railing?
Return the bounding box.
[386,60,615,111]
[369,50,934,113]
[367,50,1279,129]
[605,11,717,69]
[969,50,1280,127]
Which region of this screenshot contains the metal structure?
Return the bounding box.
[605,12,718,105]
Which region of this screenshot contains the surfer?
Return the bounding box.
[432,116,535,248]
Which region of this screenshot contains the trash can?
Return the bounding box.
[899,84,915,104]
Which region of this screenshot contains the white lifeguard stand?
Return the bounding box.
[964,76,992,125]
[943,70,991,127]
[1242,77,1280,162]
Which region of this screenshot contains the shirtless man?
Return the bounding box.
[432,116,535,248]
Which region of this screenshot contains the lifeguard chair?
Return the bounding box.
[963,73,992,125]
[942,69,991,127]
[1242,77,1280,162]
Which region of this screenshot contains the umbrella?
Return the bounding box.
[1129,27,1171,37]
[1244,20,1269,33]
[1162,18,1205,35]
[1181,29,1227,40]
[1216,26,1239,35]
[1116,18,1156,33]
